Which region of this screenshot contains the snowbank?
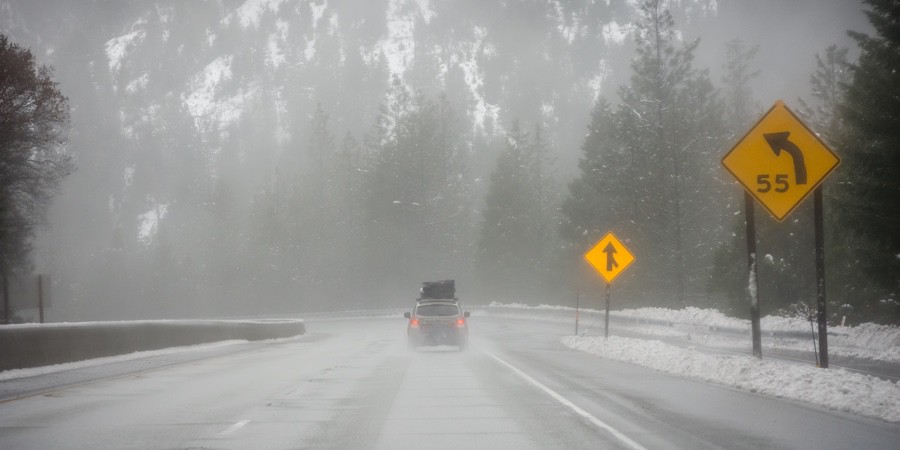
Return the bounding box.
[486,302,900,362]
[615,306,747,329]
[562,335,900,423]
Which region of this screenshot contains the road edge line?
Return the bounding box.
[482,349,647,450]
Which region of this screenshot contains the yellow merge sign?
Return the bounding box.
[722,100,840,221]
[584,232,634,284]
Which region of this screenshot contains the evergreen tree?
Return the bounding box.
[794,45,860,322]
[560,99,631,256]
[335,132,365,238]
[708,38,761,315]
[477,120,542,302]
[291,103,341,305]
[721,39,760,137]
[562,0,725,305]
[797,45,852,143]
[363,81,473,300]
[525,124,559,255]
[625,0,726,304]
[560,99,634,297]
[308,103,336,182]
[330,132,367,300]
[834,0,900,321]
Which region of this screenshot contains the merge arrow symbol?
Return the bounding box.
[764,131,807,185]
[603,242,619,272]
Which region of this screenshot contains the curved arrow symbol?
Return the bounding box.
[764,131,807,185]
[603,242,619,272]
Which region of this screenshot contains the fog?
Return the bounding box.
[0,0,872,321]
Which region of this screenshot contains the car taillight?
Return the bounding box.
[456,317,465,327]
[410,317,419,328]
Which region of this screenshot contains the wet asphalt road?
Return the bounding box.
[0,316,897,449]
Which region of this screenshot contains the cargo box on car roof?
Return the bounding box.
[419,280,455,299]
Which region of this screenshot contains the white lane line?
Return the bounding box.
[220,420,250,435]
[483,350,647,450]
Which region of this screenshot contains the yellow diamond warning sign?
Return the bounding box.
[584,232,635,284]
[722,100,840,221]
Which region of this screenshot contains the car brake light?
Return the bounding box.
[410,317,419,328]
[456,318,465,327]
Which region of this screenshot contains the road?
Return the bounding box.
[1,315,898,449]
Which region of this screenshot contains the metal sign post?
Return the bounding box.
[744,192,762,358]
[575,290,580,335]
[814,187,829,367]
[605,283,611,339]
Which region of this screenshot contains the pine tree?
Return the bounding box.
[308,103,336,181]
[708,38,761,315]
[792,45,857,321]
[834,0,900,321]
[560,99,636,298]
[561,0,725,305]
[561,100,631,250]
[362,82,472,298]
[524,123,560,276]
[797,45,852,145]
[721,39,760,137]
[476,120,541,302]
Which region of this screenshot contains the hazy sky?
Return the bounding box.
[693,0,871,106]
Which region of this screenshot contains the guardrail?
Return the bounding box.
[0,319,305,372]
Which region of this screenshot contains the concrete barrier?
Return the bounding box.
[0,319,305,372]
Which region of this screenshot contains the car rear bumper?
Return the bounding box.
[408,321,467,346]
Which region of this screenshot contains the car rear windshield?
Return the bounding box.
[415,304,460,317]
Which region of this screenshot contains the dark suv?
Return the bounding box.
[404,300,470,350]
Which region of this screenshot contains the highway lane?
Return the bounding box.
[0,315,897,449]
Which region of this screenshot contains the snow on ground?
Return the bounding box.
[828,323,900,362]
[615,306,747,329]
[562,335,900,423]
[487,302,900,421]
[182,55,258,133]
[105,18,147,74]
[487,302,900,363]
[224,0,286,29]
